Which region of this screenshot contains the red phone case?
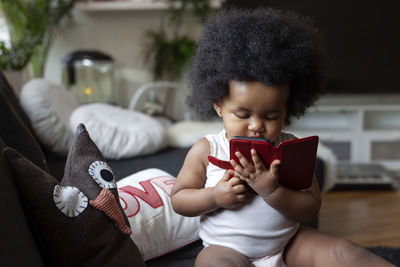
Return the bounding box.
[208,135,319,190]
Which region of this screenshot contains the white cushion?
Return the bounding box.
[167,120,224,148]
[316,143,339,192]
[70,103,167,159]
[19,79,81,155]
[117,169,200,260]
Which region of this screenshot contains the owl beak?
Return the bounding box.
[89,188,132,235]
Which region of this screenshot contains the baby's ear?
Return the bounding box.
[213,102,223,117]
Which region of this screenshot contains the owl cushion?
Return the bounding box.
[3,124,145,267]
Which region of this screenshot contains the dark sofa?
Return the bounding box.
[0,71,324,266]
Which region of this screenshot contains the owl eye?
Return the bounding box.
[53,185,88,217]
[88,161,117,189]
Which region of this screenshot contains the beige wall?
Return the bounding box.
[45,8,203,108]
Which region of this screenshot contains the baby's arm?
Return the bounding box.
[171,138,247,217]
[231,149,321,223]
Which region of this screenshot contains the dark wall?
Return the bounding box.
[225,0,400,94]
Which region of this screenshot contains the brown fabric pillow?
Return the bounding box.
[4,124,145,267]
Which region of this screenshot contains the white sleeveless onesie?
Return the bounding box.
[200,129,299,259]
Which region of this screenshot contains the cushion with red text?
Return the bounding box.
[117,168,200,260]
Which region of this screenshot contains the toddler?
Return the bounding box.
[171,8,394,267]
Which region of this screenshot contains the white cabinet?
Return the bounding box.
[287,95,400,171]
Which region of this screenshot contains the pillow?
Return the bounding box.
[0,83,48,172]
[316,143,339,192]
[3,124,145,266]
[70,103,167,159]
[167,120,224,148]
[117,168,200,261]
[19,79,81,155]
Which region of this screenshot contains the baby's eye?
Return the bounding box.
[88,161,117,189]
[264,116,279,121]
[234,113,250,119]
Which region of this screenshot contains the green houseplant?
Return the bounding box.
[0,0,75,77]
[144,0,215,81]
[0,34,38,71]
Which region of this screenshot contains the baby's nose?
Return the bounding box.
[248,118,265,133]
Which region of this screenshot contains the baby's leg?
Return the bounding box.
[195,244,252,267]
[284,227,395,267]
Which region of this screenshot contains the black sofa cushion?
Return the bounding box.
[0,72,33,132]
[0,137,44,267]
[0,73,48,172]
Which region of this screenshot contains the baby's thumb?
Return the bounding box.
[270,160,281,177]
[223,170,234,181]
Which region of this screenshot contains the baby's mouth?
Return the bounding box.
[89,188,132,235]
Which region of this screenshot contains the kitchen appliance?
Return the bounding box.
[62,50,116,104]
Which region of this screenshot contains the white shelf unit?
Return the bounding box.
[287,95,400,171]
[75,0,225,11]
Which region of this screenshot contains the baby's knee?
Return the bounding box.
[331,238,369,265]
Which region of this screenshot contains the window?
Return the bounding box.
[0,11,10,47]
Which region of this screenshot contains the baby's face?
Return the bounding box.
[214,80,289,143]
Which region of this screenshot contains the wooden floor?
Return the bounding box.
[319,187,400,247]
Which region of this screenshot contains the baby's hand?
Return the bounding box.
[230,149,280,198]
[213,170,247,209]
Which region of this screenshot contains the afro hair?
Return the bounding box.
[187,7,327,125]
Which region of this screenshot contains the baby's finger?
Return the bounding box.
[222,169,234,181]
[251,149,266,170]
[235,152,253,170]
[229,176,242,185]
[230,159,245,174]
[233,183,247,194]
[270,159,281,177]
[235,193,246,203]
[234,171,250,184]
